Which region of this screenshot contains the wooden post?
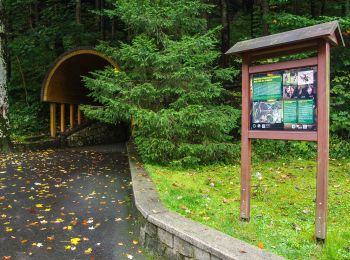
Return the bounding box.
[60,104,65,133]
[77,105,82,125]
[70,104,75,129]
[240,54,252,221]
[315,41,330,241]
[50,103,57,138]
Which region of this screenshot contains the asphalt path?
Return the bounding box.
[0,144,145,260]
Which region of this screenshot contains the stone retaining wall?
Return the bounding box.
[127,142,284,260]
[66,122,129,147]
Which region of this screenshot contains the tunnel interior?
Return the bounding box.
[42,48,130,143]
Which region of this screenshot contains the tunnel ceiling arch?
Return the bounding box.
[41,48,118,105]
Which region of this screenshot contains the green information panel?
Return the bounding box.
[298,99,314,124]
[283,100,298,124]
[252,75,282,101]
[250,67,317,131]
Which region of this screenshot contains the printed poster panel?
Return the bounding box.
[298,100,315,124]
[250,66,317,131]
[283,100,298,124]
[252,75,282,101]
[252,101,283,124]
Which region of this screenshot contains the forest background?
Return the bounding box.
[3,0,350,164]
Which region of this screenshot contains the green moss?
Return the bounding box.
[145,158,350,259]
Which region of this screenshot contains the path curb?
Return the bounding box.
[126,142,284,260]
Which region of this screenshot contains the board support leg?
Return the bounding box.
[240,54,252,221]
[315,41,330,241]
[70,104,75,129]
[50,103,57,138]
[240,136,251,221]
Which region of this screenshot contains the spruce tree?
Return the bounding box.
[83,0,240,166]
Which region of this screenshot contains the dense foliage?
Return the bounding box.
[3,0,350,162]
[4,0,125,138]
[83,0,241,166]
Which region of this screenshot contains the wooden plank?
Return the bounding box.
[70,104,75,129]
[50,103,56,138]
[249,57,318,74]
[248,131,317,141]
[240,54,252,221]
[315,41,330,241]
[226,21,344,55]
[326,32,338,46]
[60,104,65,133]
[77,105,81,125]
[249,42,318,61]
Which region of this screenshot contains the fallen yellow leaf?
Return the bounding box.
[53,218,64,223]
[5,227,13,232]
[63,226,73,230]
[70,237,81,245]
[84,247,93,255]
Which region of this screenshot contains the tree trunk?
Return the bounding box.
[76,0,81,25]
[95,0,100,30]
[320,0,327,15]
[220,0,230,67]
[28,4,33,29]
[261,0,269,35]
[100,0,106,40]
[293,0,298,14]
[34,0,39,26]
[15,56,29,107]
[0,0,11,152]
[310,0,316,17]
[244,0,254,13]
[310,0,322,17]
[343,0,349,16]
[111,17,115,40]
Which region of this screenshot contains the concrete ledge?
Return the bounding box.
[127,142,284,260]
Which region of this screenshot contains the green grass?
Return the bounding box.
[145,158,350,259]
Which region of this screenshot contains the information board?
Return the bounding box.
[250,66,317,131]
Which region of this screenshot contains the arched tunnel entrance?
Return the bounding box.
[41,48,128,143]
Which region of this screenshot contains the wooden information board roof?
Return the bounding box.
[41,47,118,105]
[226,21,344,57]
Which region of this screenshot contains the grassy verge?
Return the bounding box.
[145,158,350,259]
